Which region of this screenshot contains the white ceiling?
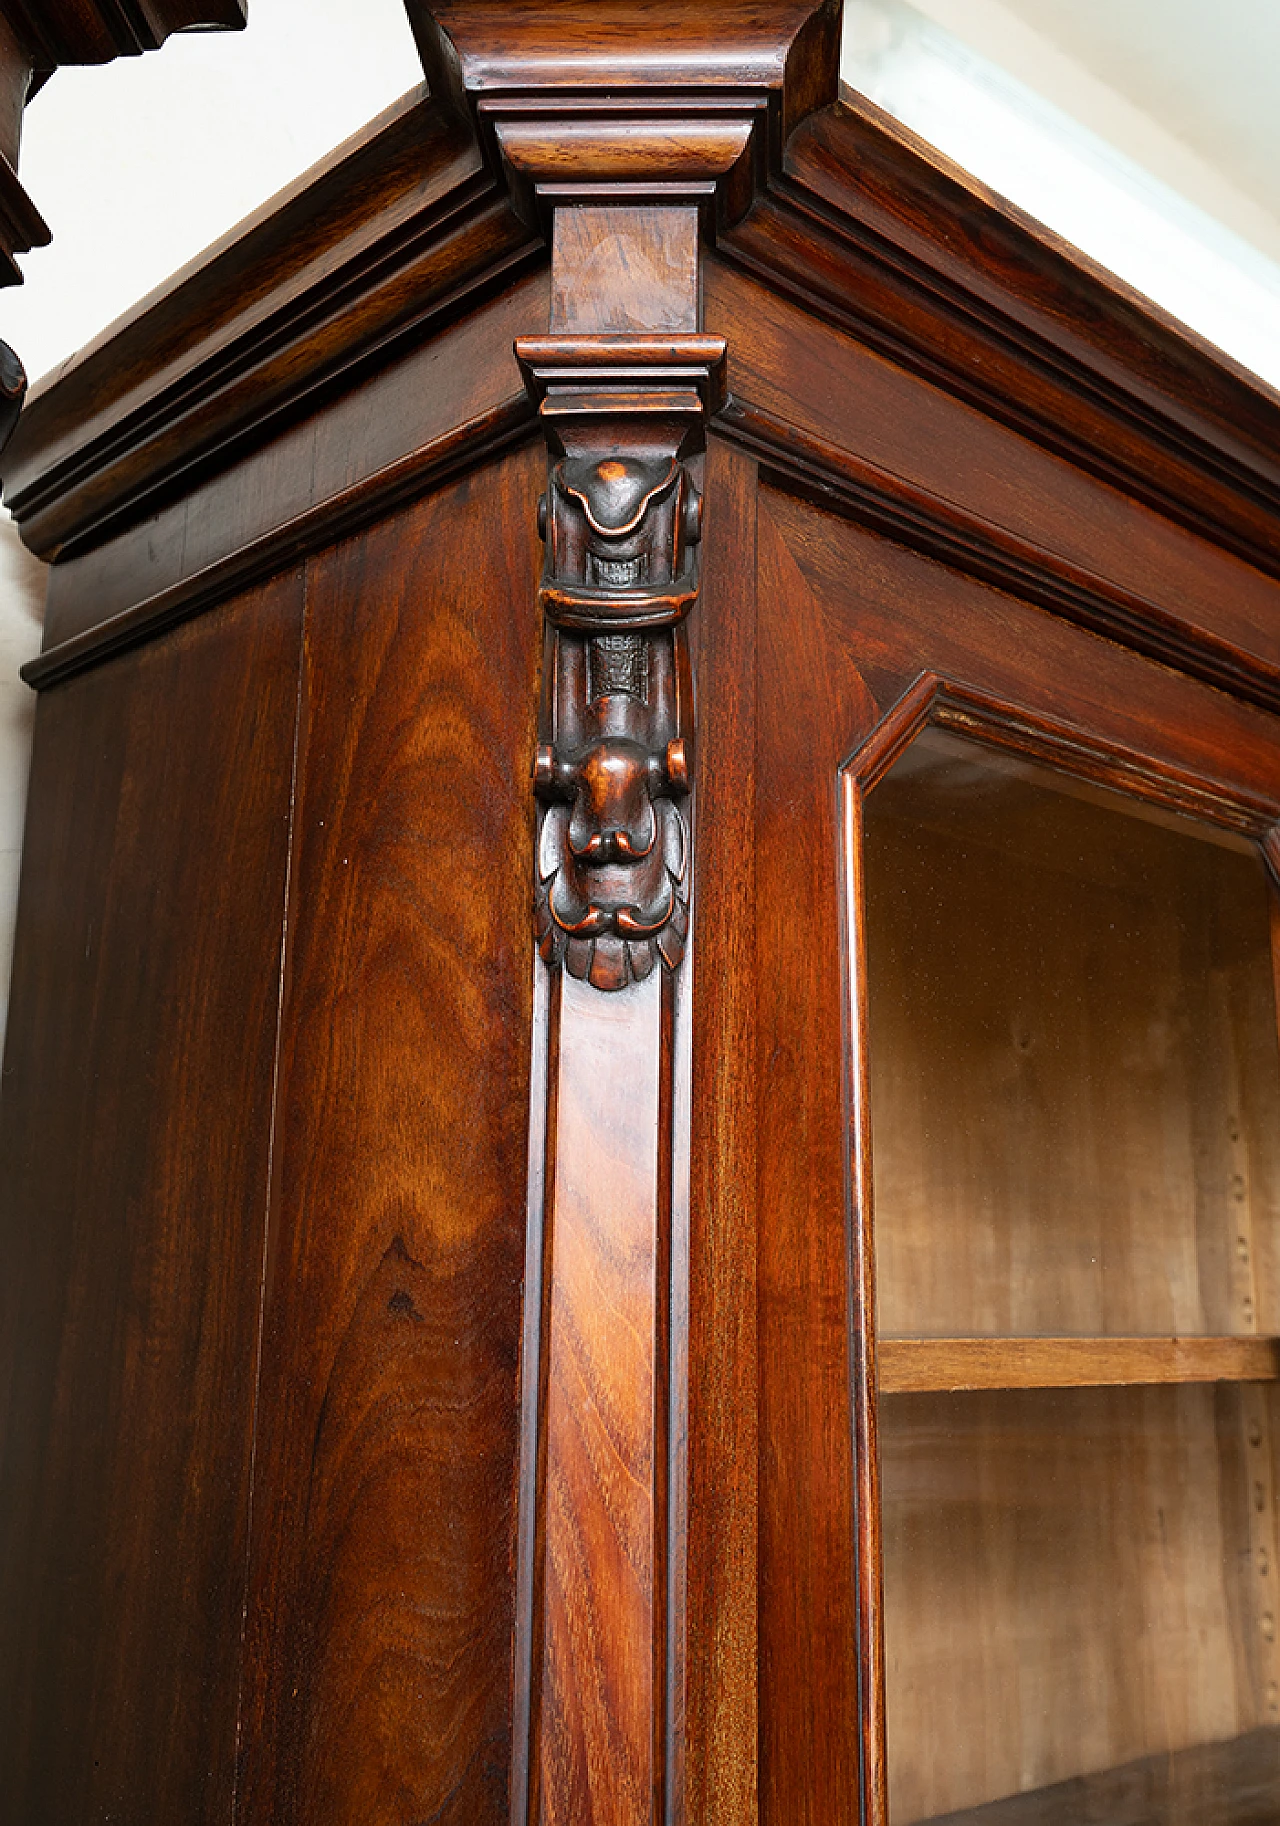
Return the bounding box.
[991,0,1280,226]
[895,0,1280,264]
[843,0,1280,388]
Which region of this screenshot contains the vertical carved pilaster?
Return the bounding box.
[513,328,724,1825]
[406,14,840,1812]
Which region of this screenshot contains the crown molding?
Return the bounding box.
[8,1,1280,593]
[718,92,1280,583]
[1,87,540,557]
[408,0,841,229]
[1,0,245,71]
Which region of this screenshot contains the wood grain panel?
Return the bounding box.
[551,208,699,333]
[236,448,543,1826]
[756,488,874,1824]
[879,1337,1280,1393]
[880,1384,1269,1823]
[685,436,760,1826]
[536,972,667,1826]
[0,573,304,1823]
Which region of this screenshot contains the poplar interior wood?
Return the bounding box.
[867,726,1280,1826]
[878,1334,1280,1393]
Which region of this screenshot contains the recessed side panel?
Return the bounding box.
[0,572,305,1824]
[237,447,543,1826]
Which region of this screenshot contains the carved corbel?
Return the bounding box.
[518,334,726,991]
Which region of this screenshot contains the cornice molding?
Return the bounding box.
[2,87,541,557]
[720,399,1280,717]
[411,0,840,230]
[6,0,1280,607]
[724,93,1280,583]
[21,392,537,689]
[2,0,245,70]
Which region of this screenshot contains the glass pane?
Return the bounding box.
[864,726,1280,1826]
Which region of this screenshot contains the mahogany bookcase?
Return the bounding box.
[4,5,1280,1824]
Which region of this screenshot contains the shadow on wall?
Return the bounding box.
[0,512,49,1051]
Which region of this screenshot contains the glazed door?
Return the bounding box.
[690,441,1280,1826]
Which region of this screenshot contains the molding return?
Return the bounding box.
[411,0,841,231]
[717,398,1280,717]
[520,331,726,991]
[21,393,539,690]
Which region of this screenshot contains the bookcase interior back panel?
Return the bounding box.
[863,727,1280,1825]
[880,1381,1280,1824]
[864,729,1280,1343]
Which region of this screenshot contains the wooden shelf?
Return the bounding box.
[879,1335,1280,1393]
[915,1724,1280,1825]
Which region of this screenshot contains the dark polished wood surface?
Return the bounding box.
[3,87,540,558]
[684,436,760,1826]
[0,575,304,1822]
[763,474,1280,1822]
[5,0,246,66]
[6,5,1280,1825]
[237,451,542,1826]
[30,269,548,671]
[0,0,244,286]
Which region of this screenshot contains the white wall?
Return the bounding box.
[843,0,1280,391]
[0,515,48,1047]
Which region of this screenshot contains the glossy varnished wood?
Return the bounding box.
[236,449,543,1826]
[724,93,1280,581]
[0,574,304,1822]
[2,88,539,557]
[13,6,1280,1824]
[413,1,839,120]
[31,269,548,668]
[704,259,1280,701]
[6,0,245,64]
[535,973,670,1825]
[515,169,714,1826]
[755,474,870,1825]
[684,436,760,1826]
[766,475,1280,1822]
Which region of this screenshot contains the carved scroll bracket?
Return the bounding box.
[518,333,726,991]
